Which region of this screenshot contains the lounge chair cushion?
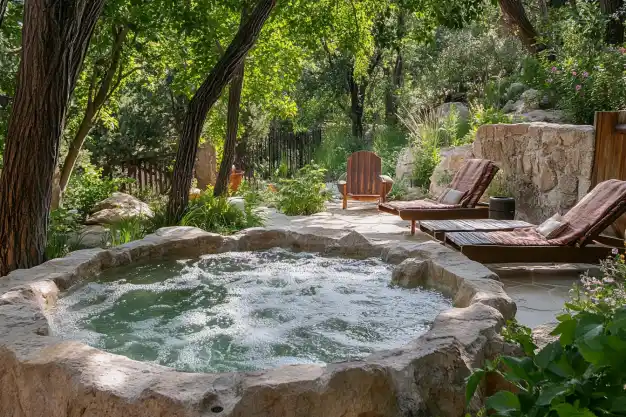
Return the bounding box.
[439,188,466,205]
[380,200,459,212]
[536,214,568,239]
[446,159,499,207]
[556,179,626,246]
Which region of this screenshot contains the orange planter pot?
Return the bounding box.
[229,170,244,193]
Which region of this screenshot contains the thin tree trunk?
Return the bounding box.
[498,0,541,53]
[384,51,403,125]
[0,0,105,276]
[167,0,276,222]
[0,0,8,28]
[385,10,405,125]
[600,0,624,44]
[348,70,365,140]
[53,24,129,209]
[214,7,248,198]
[214,63,245,197]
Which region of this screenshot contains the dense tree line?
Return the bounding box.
[0,0,624,275]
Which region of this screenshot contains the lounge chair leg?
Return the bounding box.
[342,195,347,210]
[411,220,416,235]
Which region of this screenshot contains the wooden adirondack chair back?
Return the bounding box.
[346,151,382,196]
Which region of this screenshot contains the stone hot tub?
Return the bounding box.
[0,227,516,417]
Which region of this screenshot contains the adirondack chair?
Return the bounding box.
[338,151,393,209]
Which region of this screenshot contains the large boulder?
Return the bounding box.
[195,142,217,190]
[86,192,153,225]
[395,146,416,181]
[429,144,473,198]
[436,102,470,124]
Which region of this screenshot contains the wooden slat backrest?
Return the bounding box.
[346,151,382,196]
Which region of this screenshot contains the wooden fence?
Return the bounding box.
[239,127,322,180]
[592,111,626,238]
[109,155,175,195]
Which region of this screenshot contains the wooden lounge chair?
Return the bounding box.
[338,151,393,209]
[445,179,626,264]
[379,159,499,235]
[419,219,533,241]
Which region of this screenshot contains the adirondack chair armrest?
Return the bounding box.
[337,181,347,196]
[378,175,394,185]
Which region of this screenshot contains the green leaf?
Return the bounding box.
[465,369,485,405]
[546,354,576,378]
[537,383,570,406]
[535,341,562,369]
[486,391,521,416]
[553,318,576,346]
[608,307,626,334]
[552,403,597,417]
[501,356,535,383]
[610,396,626,413]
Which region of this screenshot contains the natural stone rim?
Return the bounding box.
[0,227,517,417]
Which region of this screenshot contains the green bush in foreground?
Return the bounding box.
[180,192,263,235]
[46,208,83,260]
[466,253,626,417]
[277,164,329,216]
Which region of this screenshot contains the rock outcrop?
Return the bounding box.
[86,192,153,225]
[429,144,473,198]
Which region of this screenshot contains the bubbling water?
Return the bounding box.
[48,249,451,373]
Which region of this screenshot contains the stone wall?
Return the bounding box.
[473,123,595,224]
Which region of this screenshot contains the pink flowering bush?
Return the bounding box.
[527,2,626,124]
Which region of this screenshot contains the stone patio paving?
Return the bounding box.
[264,200,595,328]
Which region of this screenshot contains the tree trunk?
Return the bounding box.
[384,51,403,125]
[53,24,129,209]
[214,63,245,197]
[600,0,624,45]
[0,0,8,28]
[385,10,406,125]
[167,0,276,222]
[348,70,365,140]
[498,0,541,53]
[0,0,105,276]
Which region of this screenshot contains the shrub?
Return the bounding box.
[276,164,329,215]
[460,104,512,145]
[466,252,626,417]
[46,208,83,260]
[63,165,130,216]
[372,125,409,177]
[180,193,263,234]
[387,177,409,201]
[405,7,526,108]
[314,125,364,180]
[400,110,459,188]
[105,216,149,246]
[530,2,626,124]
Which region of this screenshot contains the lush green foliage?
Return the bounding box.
[180,193,263,235]
[63,165,129,216]
[277,164,329,216]
[519,2,626,124]
[46,209,84,260]
[467,253,626,417]
[105,216,151,246]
